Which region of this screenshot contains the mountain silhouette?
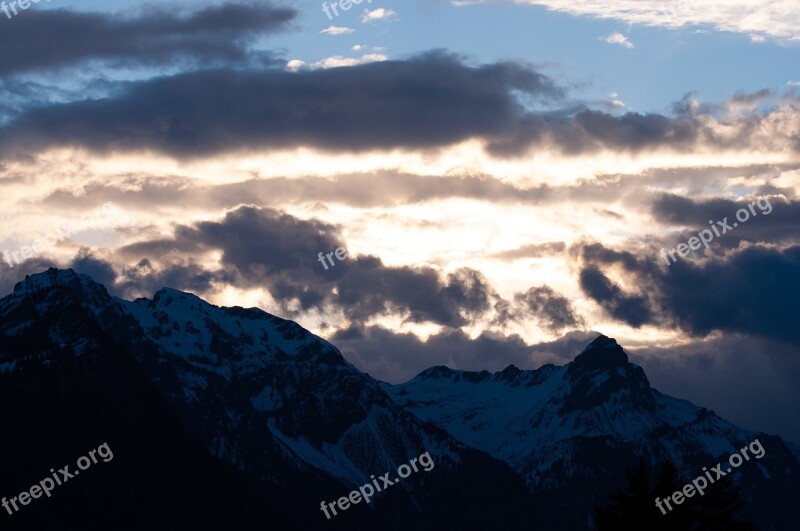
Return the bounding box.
[1,269,797,530]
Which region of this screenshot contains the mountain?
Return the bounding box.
[385,335,800,530]
[0,269,535,531]
[1,269,798,530]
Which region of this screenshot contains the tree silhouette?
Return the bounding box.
[653,460,694,530]
[694,474,758,531]
[595,458,660,530]
[594,458,759,530]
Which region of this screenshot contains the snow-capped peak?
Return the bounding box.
[13,267,96,295]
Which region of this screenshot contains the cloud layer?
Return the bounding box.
[460,0,800,41]
[2,51,797,161]
[0,2,296,76]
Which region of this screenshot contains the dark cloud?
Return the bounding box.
[116,206,497,327]
[513,286,584,332]
[332,325,639,385]
[493,286,584,333]
[330,325,546,383]
[4,49,792,159]
[564,110,701,152]
[579,243,651,273]
[113,258,233,299]
[0,2,295,76]
[484,105,778,157]
[578,266,652,327]
[0,52,562,158]
[576,242,800,345]
[494,87,799,156]
[655,246,800,344]
[0,248,223,301]
[526,330,602,361]
[652,193,797,248]
[69,248,117,289]
[630,334,800,445]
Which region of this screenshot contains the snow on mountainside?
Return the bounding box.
[116,284,453,487]
[1,269,448,484]
[385,336,745,475]
[123,287,335,375]
[385,335,800,530]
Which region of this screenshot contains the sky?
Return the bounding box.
[0,0,798,443]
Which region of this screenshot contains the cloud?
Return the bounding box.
[486,93,800,157]
[2,248,229,303]
[658,246,800,344]
[579,266,652,327]
[34,163,800,223]
[630,333,800,444]
[460,0,800,42]
[69,248,118,289]
[116,206,499,327]
[602,32,634,48]
[489,242,565,259]
[0,52,564,158]
[305,54,389,70]
[285,59,306,72]
[651,194,798,248]
[352,44,386,52]
[331,327,646,388]
[331,325,564,383]
[602,92,627,110]
[361,8,397,23]
[40,172,559,212]
[575,241,800,345]
[1,48,796,160]
[513,286,585,332]
[115,258,231,299]
[494,285,585,332]
[0,2,296,76]
[320,25,355,35]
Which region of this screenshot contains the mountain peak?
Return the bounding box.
[13,267,84,294]
[11,268,113,305]
[417,365,457,380]
[568,334,628,375]
[152,287,208,306]
[585,334,618,349]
